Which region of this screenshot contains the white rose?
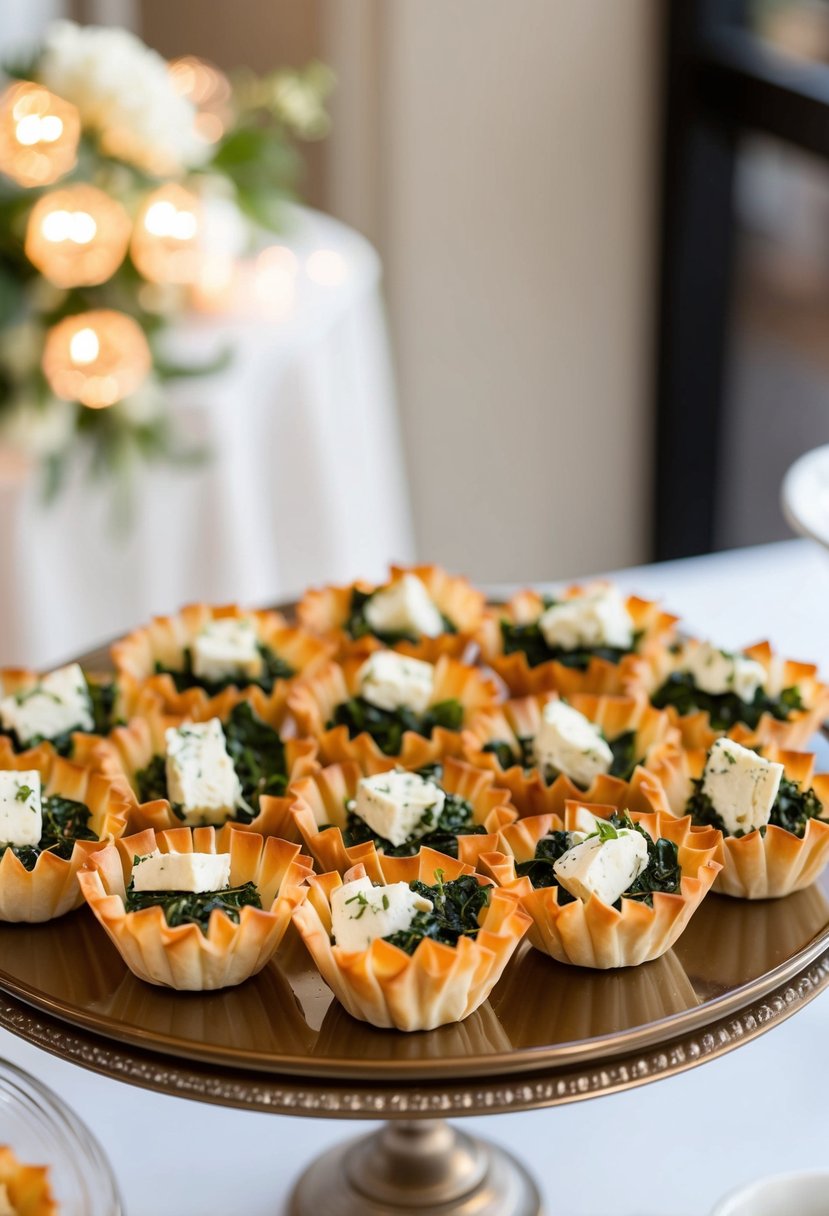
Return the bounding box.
[0,397,76,458]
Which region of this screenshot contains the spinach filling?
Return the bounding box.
[338,765,486,858]
[515,814,681,909]
[499,598,639,670]
[328,697,464,757]
[133,702,288,823]
[125,878,261,934]
[687,774,827,839]
[651,671,803,731]
[382,872,491,955]
[344,587,456,646]
[481,729,638,785]
[155,643,294,697]
[0,796,97,871]
[1,673,115,757]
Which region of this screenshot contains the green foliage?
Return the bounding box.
[125,879,261,934]
[651,671,803,731]
[0,795,96,870]
[382,872,490,955]
[328,697,463,757]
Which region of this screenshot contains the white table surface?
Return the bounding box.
[5,538,829,1216]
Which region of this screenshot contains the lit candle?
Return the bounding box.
[25,185,131,288]
[168,56,232,146]
[131,184,203,285]
[0,82,80,188]
[42,310,152,409]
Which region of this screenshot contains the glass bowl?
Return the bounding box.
[0,1058,121,1215]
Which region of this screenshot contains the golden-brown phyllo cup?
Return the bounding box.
[623,637,829,751]
[0,740,130,922]
[0,1145,57,1215]
[289,756,518,878]
[476,584,678,697]
[296,564,486,662]
[288,655,499,768]
[647,739,829,899]
[461,691,675,819]
[77,687,317,838]
[289,849,531,1030]
[78,825,313,990]
[112,601,333,716]
[478,804,721,969]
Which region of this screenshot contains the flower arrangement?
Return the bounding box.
[0,21,331,498]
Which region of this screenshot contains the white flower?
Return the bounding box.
[39,21,206,175]
[0,397,76,458]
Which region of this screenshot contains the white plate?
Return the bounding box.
[781,443,829,550]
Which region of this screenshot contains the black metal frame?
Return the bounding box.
[654,1,829,559]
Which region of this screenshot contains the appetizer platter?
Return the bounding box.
[1,568,828,1216]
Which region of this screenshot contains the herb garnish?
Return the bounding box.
[382,871,490,955]
[125,880,261,934]
[344,587,456,646]
[651,672,803,731]
[155,643,294,697]
[687,773,827,839]
[0,796,96,871]
[328,697,463,756]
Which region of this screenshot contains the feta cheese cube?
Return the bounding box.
[554,827,649,906]
[533,700,613,788]
[330,875,433,951]
[0,770,42,847]
[538,586,634,652]
[0,663,93,746]
[684,642,768,702]
[354,770,446,848]
[364,574,444,639]
[131,848,231,894]
[164,719,244,826]
[357,651,435,715]
[191,617,264,684]
[701,738,783,835]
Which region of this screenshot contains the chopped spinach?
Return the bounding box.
[382,872,490,955]
[125,879,261,934]
[87,678,120,735]
[499,601,639,670]
[688,773,828,839]
[135,754,169,804]
[481,736,535,771]
[328,696,463,756]
[0,795,97,871]
[651,671,803,731]
[340,786,485,858]
[608,730,638,781]
[516,830,576,895]
[344,587,456,646]
[155,643,294,697]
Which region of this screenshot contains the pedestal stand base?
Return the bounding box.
[287,1119,542,1215]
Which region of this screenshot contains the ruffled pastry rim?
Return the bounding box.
[622,637,829,750]
[461,691,677,819]
[78,824,314,990]
[296,564,486,661]
[646,737,829,899]
[478,804,721,968]
[288,655,500,767]
[0,1144,57,1215]
[76,689,318,837]
[289,847,531,1030]
[289,755,518,877]
[0,739,131,923]
[111,601,334,717]
[477,585,678,696]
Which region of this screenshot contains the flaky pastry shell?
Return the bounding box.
[461,691,675,818]
[0,739,130,922]
[288,656,499,767]
[78,825,313,990]
[0,1145,57,1215]
[479,805,721,968]
[77,686,317,837]
[289,756,518,877]
[112,601,333,716]
[296,564,486,661]
[290,849,530,1030]
[477,584,678,696]
[623,638,829,750]
[647,739,829,899]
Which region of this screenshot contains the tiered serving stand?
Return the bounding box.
[1,626,828,1215]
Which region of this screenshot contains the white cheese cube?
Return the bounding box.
[538,586,634,652]
[364,574,444,639]
[684,642,768,702]
[0,662,93,746]
[357,651,435,715]
[330,875,433,951]
[0,770,42,847]
[533,700,613,788]
[131,848,231,894]
[570,805,603,836]
[0,1183,13,1216]
[354,770,446,848]
[554,827,649,906]
[191,617,264,683]
[701,738,783,835]
[164,719,244,826]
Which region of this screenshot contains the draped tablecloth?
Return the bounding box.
[0,206,414,669]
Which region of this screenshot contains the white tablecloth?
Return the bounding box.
[0,206,414,669]
[2,538,828,1215]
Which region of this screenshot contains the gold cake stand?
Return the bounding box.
[0,634,827,1214]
